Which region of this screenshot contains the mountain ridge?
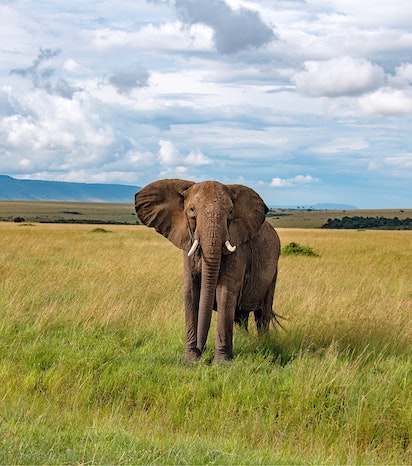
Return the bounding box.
[0,175,140,203]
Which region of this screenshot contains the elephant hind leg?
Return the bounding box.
[254,309,270,335]
[234,308,249,331]
[254,276,276,335]
[255,305,287,333]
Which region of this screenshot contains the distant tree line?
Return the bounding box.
[266,211,291,218]
[321,216,412,230]
[9,216,133,225]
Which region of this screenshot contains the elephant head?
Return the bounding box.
[135,179,268,355]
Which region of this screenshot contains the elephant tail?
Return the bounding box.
[270,310,288,331]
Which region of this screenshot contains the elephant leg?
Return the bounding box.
[214,285,238,361]
[254,309,269,335]
[183,260,201,361]
[254,275,276,335]
[235,308,249,331]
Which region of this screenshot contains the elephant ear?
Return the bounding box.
[135,179,195,251]
[227,184,268,245]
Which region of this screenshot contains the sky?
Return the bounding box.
[1,0,412,208]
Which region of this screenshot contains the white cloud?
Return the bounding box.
[63,59,90,75]
[388,63,412,88]
[185,149,212,166]
[0,88,114,174]
[158,140,181,166]
[88,22,212,52]
[158,140,212,175]
[271,175,320,188]
[270,178,292,188]
[292,57,385,97]
[359,88,412,115]
[369,154,412,172]
[306,1,412,28]
[385,155,412,169]
[315,138,369,154]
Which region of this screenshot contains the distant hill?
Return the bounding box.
[309,203,358,210]
[271,203,358,210]
[0,175,140,203]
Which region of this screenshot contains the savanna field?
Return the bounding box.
[0,221,411,464]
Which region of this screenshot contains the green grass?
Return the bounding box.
[0,223,411,464]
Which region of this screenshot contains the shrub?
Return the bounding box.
[281,242,318,257]
[91,227,112,234]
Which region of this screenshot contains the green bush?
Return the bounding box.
[91,227,112,234]
[281,242,318,256]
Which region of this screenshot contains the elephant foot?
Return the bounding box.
[185,347,201,362]
[213,352,233,363]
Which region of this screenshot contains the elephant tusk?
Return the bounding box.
[188,239,199,257]
[225,240,236,253]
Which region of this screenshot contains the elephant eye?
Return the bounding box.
[188,206,196,216]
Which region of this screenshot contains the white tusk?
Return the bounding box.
[225,240,236,253]
[188,239,199,257]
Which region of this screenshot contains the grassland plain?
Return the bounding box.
[0,222,411,464]
[1,199,411,228]
[0,200,137,225]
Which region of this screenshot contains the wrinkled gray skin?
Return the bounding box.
[135,179,280,362]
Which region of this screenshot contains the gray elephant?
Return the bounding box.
[135,179,280,362]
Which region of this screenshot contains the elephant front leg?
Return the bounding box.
[214,285,237,362]
[184,265,201,361]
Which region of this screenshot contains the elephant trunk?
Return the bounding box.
[196,217,223,354]
[196,252,221,354]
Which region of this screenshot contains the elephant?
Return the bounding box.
[135,179,281,362]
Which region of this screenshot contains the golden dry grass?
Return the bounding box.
[277,228,412,355]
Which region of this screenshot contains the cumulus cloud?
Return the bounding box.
[159,139,181,165]
[359,88,412,115]
[175,0,274,53]
[185,149,212,166]
[109,66,150,94]
[271,174,320,188]
[388,63,412,88]
[0,88,113,175]
[292,57,385,97]
[63,59,90,75]
[158,139,211,175]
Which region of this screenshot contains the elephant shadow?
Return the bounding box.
[231,316,405,366]
[230,325,293,366]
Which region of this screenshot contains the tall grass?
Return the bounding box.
[0,223,411,464]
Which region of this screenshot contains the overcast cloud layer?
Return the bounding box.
[1,0,411,208]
